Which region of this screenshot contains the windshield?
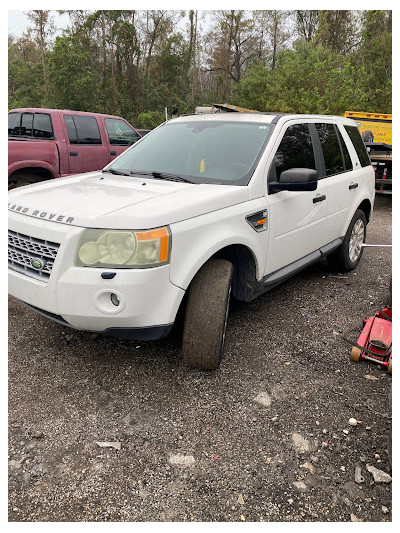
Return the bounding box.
[107,120,274,185]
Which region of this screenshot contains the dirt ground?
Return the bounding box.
[8,195,392,522]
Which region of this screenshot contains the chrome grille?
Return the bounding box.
[8,229,60,281]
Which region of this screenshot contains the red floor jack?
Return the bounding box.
[344,280,392,374]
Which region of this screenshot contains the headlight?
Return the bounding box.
[75,227,171,268]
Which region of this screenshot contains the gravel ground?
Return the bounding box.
[8,195,392,522]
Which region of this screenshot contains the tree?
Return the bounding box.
[26,10,55,94]
[295,10,319,42]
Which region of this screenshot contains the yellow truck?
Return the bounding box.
[345,111,392,194]
[344,110,392,145]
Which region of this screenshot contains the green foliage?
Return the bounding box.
[136,110,165,129]
[8,10,392,121]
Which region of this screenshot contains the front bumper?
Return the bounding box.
[8,213,185,336]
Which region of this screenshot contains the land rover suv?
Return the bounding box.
[8,113,375,369]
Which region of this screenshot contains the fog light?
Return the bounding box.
[94,289,125,314]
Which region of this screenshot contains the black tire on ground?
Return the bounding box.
[362,130,374,143]
[182,258,233,370]
[327,209,367,272]
[8,173,42,190]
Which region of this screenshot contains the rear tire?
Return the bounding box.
[328,209,366,271]
[182,258,233,370]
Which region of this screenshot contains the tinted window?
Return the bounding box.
[315,123,344,176]
[33,113,54,139]
[64,114,101,145]
[21,113,33,136]
[64,115,78,144]
[8,112,21,135]
[8,112,54,139]
[344,126,371,167]
[105,118,141,146]
[337,127,353,171]
[273,124,316,181]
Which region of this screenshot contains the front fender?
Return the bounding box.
[169,199,268,290]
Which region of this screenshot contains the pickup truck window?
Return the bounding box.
[64,114,102,145]
[272,124,316,181]
[8,112,54,139]
[108,120,273,186]
[105,118,141,146]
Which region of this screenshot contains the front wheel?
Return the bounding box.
[328,209,366,272]
[182,258,233,370]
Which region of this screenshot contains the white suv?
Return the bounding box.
[8,113,375,369]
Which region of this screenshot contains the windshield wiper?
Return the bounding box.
[102,168,131,176]
[129,170,196,184]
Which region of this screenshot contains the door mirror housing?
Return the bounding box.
[269,168,318,193]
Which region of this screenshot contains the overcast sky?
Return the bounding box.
[8,10,70,38]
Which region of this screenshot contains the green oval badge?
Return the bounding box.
[30,258,44,270]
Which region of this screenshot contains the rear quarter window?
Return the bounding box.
[344,125,371,167]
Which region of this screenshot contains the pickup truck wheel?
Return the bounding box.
[182,258,233,370]
[8,173,39,190]
[328,209,366,272]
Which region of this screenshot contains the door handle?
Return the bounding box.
[313,195,326,203]
[110,151,117,156]
[69,151,78,157]
[349,183,359,190]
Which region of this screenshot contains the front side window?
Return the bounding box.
[272,123,316,181]
[64,114,102,145]
[315,123,345,177]
[108,120,274,186]
[105,118,141,146]
[344,126,371,167]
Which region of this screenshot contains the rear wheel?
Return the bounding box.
[182,258,233,370]
[328,209,366,271]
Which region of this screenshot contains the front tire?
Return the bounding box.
[328,209,366,272]
[182,258,233,370]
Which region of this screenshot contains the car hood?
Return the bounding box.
[8,171,250,229]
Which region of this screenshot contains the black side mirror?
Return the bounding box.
[269,168,318,193]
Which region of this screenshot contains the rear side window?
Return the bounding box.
[33,113,54,138]
[315,123,344,176]
[64,114,102,145]
[272,123,316,181]
[105,118,141,146]
[344,126,371,167]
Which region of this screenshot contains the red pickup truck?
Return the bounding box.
[8,108,142,189]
